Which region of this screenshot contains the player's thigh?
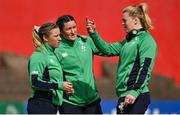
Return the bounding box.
[62,102,83,114]
[27,97,57,114]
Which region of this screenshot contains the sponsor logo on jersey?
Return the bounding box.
[49,58,54,63]
[32,70,38,74]
[62,52,68,57]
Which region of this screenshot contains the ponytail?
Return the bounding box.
[139,3,153,30]
[32,29,43,49]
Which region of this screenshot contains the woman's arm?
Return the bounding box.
[127,34,157,98]
[86,18,125,56]
[28,54,60,91]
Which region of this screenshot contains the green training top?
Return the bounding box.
[89,30,157,98]
[55,35,102,106]
[28,43,64,106]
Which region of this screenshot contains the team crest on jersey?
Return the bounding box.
[81,45,86,52]
[78,41,86,52]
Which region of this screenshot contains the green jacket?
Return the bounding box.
[28,43,64,106]
[55,35,101,106]
[89,30,157,98]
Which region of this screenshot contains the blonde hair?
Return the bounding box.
[123,3,153,30]
[32,30,43,48]
[31,22,58,49]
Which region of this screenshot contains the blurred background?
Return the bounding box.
[0,0,180,114]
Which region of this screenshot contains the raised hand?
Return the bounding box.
[86,17,96,33]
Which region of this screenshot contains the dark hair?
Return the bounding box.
[32,22,58,48]
[56,15,76,31]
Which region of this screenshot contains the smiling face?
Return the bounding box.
[61,20,77,41]
[45,27,61,48]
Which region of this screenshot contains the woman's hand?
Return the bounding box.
[124,94,136,107]
[63,82,74,95]
[86,17,96,33]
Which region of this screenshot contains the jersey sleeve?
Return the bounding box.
[89,31,125,56]
[28,53,60,91]
[128,35,157,97]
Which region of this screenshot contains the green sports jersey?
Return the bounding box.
[55,35,101,106]
[89,30,157,98]
[28,43,64,106]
